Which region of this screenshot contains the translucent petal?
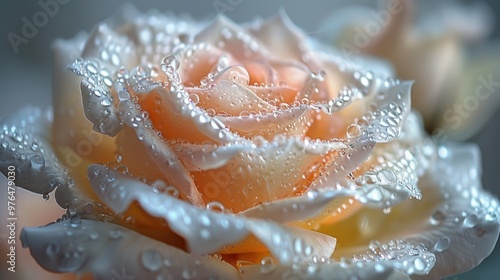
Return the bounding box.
[0,106,66,196]
[239,257,412,280]
[117,97,203,206]
[319,143,499,279]
[21,219,239,279]
[87,164,336,262]
[68,58,123,136]
[192,137,345,212]
[217,104,313,140]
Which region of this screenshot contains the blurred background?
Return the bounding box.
[0,0,499,279]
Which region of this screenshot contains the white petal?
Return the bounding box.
[68,58,123,136]
[88,164,336,263]
[310,136,375,191]
[240,189,354,223]
[405,143,500,278]
[364,81,413,143]
[240,261,411,280]
[245,221,336,265]
[21,219,239,279]
[0,106,65,196]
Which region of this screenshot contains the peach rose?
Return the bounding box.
[1,4,499,280]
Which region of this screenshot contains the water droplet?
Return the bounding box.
[433,236,451,252]
[346,124,361,138]
[141,249,163,272]
[89,231,99,240]
[100,98,112,106]
[306,190,319,200]
[430,210,446,225]
[206,201,225,212]
[260,257,276,275]
[115,165,128,175]
[70,215,81,227]
[463,213,479,228]
[28,155,45,171]
[46,243,59,256]
[189,93,200,104]
[165,186,179,198]
[182,268,196,279]
[109,229,123,239]
[413,257,427,272]
[118,91,130,101]
[162,55,180,71]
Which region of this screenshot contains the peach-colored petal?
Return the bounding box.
[192,138,345,213]
[87,164,337,264]
[218,104,312,140]
[117,94,204,206]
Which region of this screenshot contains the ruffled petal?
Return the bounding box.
[21,219,239,279]
[87,164,336,263]
[316,143,499,279]
[217,104,312,140]
[117,95,204,206]
[239,259,412,280]
[136,66,242,144]
[248,11,307,62]
[192,137,345,212]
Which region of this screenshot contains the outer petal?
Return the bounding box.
[0,106,66,196]
[87,164,336,263]
[239,259,412,280]
[21,219,239,279]
[318,143,499,279]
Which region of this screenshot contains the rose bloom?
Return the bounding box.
[1,4,500,280]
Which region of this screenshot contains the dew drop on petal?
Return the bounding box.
[162,55,180,71]
[430,209,446,225]
[45,243,59,256]
[346,124,362,138]
[30,154,45,169]
[463,213,479,228]
[206,201,225,212]
[260,256,276,275]
[141,249,163,272]
[433,236,451,252]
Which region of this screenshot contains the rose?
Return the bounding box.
[1,4,499,280]
[320,0,500,140]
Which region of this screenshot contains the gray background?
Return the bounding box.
[0,0,498,278]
